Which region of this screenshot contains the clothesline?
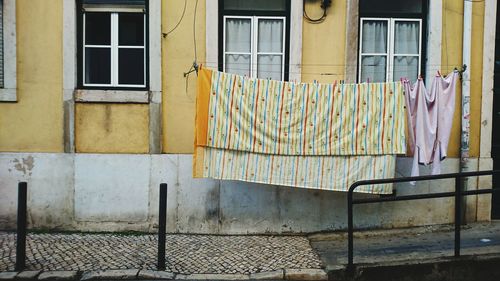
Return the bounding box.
[196,61,466,67]
[191,64,464,79]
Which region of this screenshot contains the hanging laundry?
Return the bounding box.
[198,147,395,194]
[196,69,406,156]
[404,71,459,177]
[194,68,406,194]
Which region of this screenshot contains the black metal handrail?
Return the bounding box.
[347,170,500,271]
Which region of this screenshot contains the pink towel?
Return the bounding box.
[404,71,459,178]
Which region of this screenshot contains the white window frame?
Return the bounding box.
[65,0,161,104]
[223,15,286,81]
[358,17,422,82]
[83,11,146,88]
[0,0,17,102]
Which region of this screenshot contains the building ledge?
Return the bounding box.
[75,89,149,103]
[0,88,17,102]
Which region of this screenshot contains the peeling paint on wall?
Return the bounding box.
[12,156,35,176]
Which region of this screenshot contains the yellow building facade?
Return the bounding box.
[0,0,498,233]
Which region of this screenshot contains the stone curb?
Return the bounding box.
[176,273,249,280]
[0,272,18,280]
[80,269,138,280]
[0,268,327,281]
[137,270,175,280]
[284,269,328,281]
[249,270,284,280]
[15,270,42,280]
[38,271,78,281]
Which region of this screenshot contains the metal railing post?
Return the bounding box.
[454,176,461,257]
[347,188,354,271]
[16,182,27,271]
[158,183,167,270]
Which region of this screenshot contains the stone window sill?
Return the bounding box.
[75,89,150,103]
[0,88,17,102]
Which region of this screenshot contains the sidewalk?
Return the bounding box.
[0,222,499,280]
[0,232,325,280]
[310,221,500,268]
[310,221,500,281]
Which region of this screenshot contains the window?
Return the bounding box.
[220,0,290,81]
[78,0,147,89]
[358,0,426,82]
[0,0,16,102]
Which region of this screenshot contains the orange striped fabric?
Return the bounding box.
[194,68,405,194]
[201,69,406,156]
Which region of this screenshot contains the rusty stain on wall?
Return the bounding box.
[104,104,112,133]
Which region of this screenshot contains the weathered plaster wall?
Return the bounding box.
[75,104,149,153]
[470,0,485,158]
[0,0,63,152]
[0,1,493,234]
[0,153,486,234]
[301,0,346,83]
[0,154,74,229]
[162,0,206,153]
[441,0,483,158]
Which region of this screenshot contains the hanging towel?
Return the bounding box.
[433,72,459,173]
[404,71,459,177]
[194,68,406,194]
[198,147,395,194]
[197,69,406,156]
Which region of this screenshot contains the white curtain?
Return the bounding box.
[226,54,251,76]
[257,55,282,80]
[393,21,420,81]
[394,21,419,54]
[225,18,251,76]
[360,20,387,82]
[393,56,418,81]
[257,19,283,80]
[258,19,283,53]
[225,17,284,80]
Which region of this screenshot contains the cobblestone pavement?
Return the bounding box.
[0,233,323,274]
[310,221,500,268]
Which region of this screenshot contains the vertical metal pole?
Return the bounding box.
[347,189,354,271]
[16,182,27,271]
[158,183,167,271]
[455,177,461,257]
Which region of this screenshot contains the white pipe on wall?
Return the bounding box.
[460,0,473,220]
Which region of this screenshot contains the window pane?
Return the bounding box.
[85,47,111,84]
[85,12,111,45]
[361,20,387,53]
[119,13,144,46]
[225,18,251,53]
[360,55,386,83]
[394,21,420,54]
[360,0,422,14]
[224,0,286,11]
[257,55,282,80]
[225,54,250,76]
[258,19,283,53]
[393,56,419,81]
[118,48,145,85]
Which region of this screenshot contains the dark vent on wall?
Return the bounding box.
[360,0,423,15]
[83,0,145,4]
